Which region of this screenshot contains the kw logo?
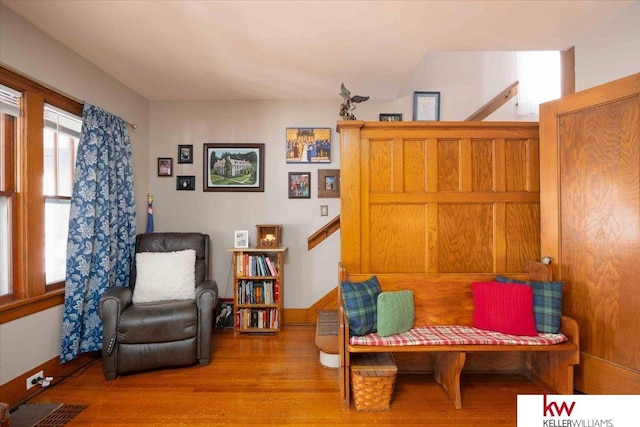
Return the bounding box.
[543,395,576,417]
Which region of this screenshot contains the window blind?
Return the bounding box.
[0,84,21,118]
[44,103,82,139]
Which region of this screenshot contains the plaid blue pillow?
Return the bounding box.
[495,275,564,333]
[341,276,381,336]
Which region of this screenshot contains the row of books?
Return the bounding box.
[236,253,278,277]
[236,308,279,329]
[237,280,279,304]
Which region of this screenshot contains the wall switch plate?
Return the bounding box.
[26,370,43,390]
[320,205,328,216]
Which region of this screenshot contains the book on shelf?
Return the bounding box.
[264,255,278,276]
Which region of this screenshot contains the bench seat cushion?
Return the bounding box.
[349,325,568,346]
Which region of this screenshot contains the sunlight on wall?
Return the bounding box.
[517,51,561,116]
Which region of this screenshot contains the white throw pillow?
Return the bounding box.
[132,249,196,304]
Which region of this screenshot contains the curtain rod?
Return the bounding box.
[1,64,138,130]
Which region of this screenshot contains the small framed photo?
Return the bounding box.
[234,230,249,248]
[318,169,340,198]
[413,92,441,121]
[288,172,311,199]
[158,158,173,176]
[379,113,402,122]
[215,298,234,329]
[285,127,331,163]
[176,175,195,190]
[178,144,193,164]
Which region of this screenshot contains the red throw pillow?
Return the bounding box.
[471,281,538,336]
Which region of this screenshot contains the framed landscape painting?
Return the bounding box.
[203,143,265,192]
[286,127,331,163]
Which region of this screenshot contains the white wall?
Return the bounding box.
[574,1,640,91]
[0,4,149,385]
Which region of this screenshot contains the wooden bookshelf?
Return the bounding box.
[227,247,287,334]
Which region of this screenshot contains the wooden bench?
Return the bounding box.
[338,262,580,410]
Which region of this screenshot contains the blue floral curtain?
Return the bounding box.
[60,103,136,362]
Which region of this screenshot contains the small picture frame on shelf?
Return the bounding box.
[176,175,195,190]
[158,158,173,176]
[178,144,193,164]
[413,91,440,121]
[288,172,311,199]
[234,230,249,248]
[379,113,402,122]
[318,169,340,198]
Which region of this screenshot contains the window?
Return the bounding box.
[43,105,81,285]
[517,51,561,116]
[0,84,20,300]
[0,66,83,319]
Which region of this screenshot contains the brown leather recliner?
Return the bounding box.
[99,232,218,380]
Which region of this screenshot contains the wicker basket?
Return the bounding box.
[350,353,397,411]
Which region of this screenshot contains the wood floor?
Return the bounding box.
[26,326,545,426]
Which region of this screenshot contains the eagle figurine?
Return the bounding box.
[339,83,369,120]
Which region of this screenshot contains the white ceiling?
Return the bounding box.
[2,0,636,101]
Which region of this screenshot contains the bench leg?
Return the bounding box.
[526,351,577,394]
[433,352,466,409]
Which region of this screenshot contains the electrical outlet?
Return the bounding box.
[26,370,43,390]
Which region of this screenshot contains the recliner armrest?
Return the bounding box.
[195,279,218,365]
[196,279,218,308]
[99,286,133,380]
[99,286,133,318]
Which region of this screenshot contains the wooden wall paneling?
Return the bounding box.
[505,203,541,272]
[403,139,426,193]
[438,139,461,192]
[340,121,540,278]
[471,139,494,192]
[370,204,426,273]
[493,202,507,273]
[392,138,404,193]
[559,96,640,367]
[459,138,473,192]
[527,138,540,192]
[539,73,640,394]
[369,138,392,193]
[438,204,494,273]
[360,137,371,273]
[337,121,364,274]
[505,139,529,191]
[426,138,439,192]
[426,203,439,273]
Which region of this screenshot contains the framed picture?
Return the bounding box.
[234,230,249,248]
[176,175,195,190]
[318,169,340,198]
[203,143,264,192]
[178,144,193,164]
[288,172,311,199]
[379,113,402,122]
[215,298,234,329]
[413,92,441,121]
[158,158,173,176]
[285,127,331,163]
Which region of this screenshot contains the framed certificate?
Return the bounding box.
[413,92,441,121]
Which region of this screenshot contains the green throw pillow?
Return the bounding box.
[495,275,564,333]
[376,290,415,337]
[341,276,382,336]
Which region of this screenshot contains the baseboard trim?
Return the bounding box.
[0,352,98,409]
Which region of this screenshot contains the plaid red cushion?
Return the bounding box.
[350,325,568,346]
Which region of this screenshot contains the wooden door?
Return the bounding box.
[539,73,640,394]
